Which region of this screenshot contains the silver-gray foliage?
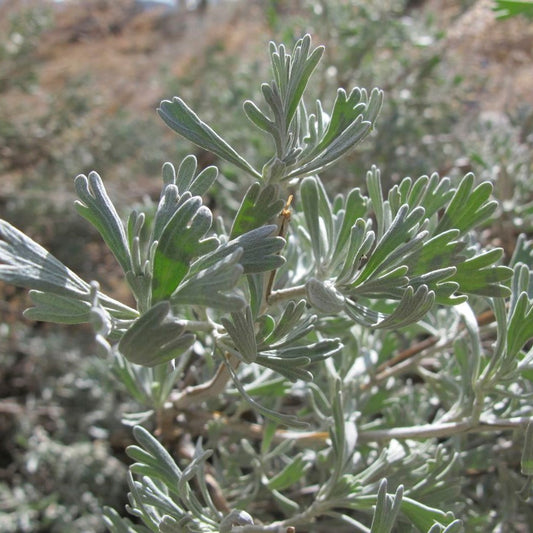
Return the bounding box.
[1,34,532,531]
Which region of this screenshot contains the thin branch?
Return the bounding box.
[358,416,532,443]
[169,353,240,409]
[267,284,307,306]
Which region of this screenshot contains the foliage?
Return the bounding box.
[493,0,533,19]
[0,326,129,532]
[1,27,533,533]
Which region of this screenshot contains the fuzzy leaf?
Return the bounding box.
[158,97,260,178]
[24,290,92,324]
[230,183,285,239]
[507,292,533,358]
[119,301,195,367]
[172,251,245,311]
[221,306,258,363]
[401,497,456,530]
[198,225,285,275]
[267,454,309,491]
[74,172,132,273]
[451,248,512,297]
[370,480,403,533]
[259,299,316,349]
[435,174,497,236]
[151,196,218,302]
[0,219,90,297]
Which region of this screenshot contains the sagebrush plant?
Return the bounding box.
[1,34,532,532]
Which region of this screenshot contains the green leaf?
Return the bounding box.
[370,479,403,533]
[521,421,533,476]
[507,292,533,358]
[243,100,277,136]
[172,250,245,311]
[198,225,285,275]
[435,174,497,236]
[151,196,218,302]
[158,97,260,179]
[172,155,218,197]
[74,172,132,273]
[451,248,512,297]
[24,290,91,324]
[258,338,342,381]
[221,306,258,363]
[230,183,285,239]
[281,34,324,126]
[288,88,383,179]
[401,497,456,530]
[355,204,426,286]
[119,301,195,367]
[493,0,533,20]
[267,453,309,491]
[0,219,90,298]
[259,299,316,349]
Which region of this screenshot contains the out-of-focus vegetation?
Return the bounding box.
[0,0,532,531]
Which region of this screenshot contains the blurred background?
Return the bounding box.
[0,0,532,531]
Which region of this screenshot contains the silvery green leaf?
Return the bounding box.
[300,176,334,267]
[128,425,183,487]
[259,299,316,349]
[74,172,132,274]
[521,421,533,476]
[221,352,308,428]
[119,301,195,367]
[172,250,245,312]
[266,453,310,491]
[270,34,324,127]
[435,173,497,236]
[306,277,345,313]
[0,218,91,297]
[428,520,463,533]
[354,204,426,287]
[451,248,512,298]
[172,154,218,197]
[336,219,375,285]
[196,225,285,275]
[330,379,358,476]
[374,285,435,329]
[507,271,533,359]
[400,497,457,531]
[23,290,91,324]
[287,87,383,179]
[350,265,409,299]
[158,97,260,179]
[387,173,454,220]
[150,184,181,245]
[230,183,285,239]
[369,479,403,533]
[243,99,277,137]
[102,507,143,533]
[509,233,533,269]
[345,285,434,329]
[330,187,368,268]
[221,306,257,363]
[151,195,218,302]
[258,338,342,382]
[219,510,253,533]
